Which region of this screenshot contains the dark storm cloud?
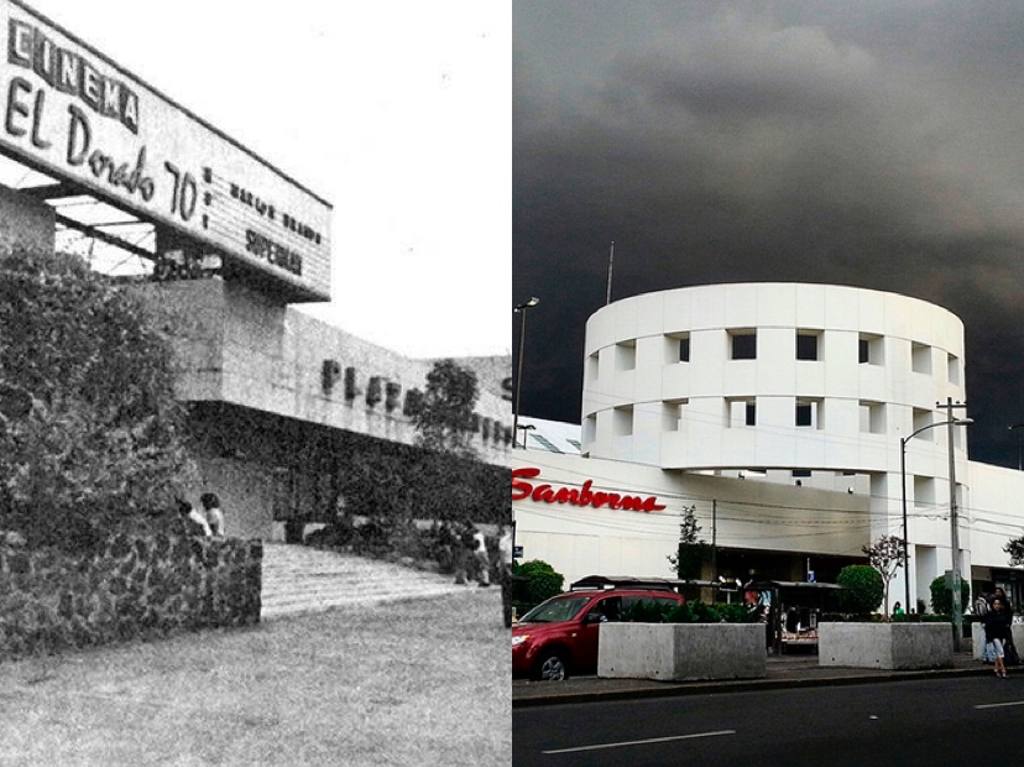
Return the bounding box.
[514,1,1024,466]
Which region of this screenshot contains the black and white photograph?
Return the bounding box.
[0,1,510,765]
[512,2,1024,765]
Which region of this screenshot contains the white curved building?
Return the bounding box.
[513,283,1024,612]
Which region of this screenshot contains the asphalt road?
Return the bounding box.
[513,676,1024,767]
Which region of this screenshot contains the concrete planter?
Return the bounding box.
[597,623,766,681]
[972,622,1024,660]
[818,623,952,670]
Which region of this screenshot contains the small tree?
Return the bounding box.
[1005,535,1024,567]
[837,565,883,616]
[863,535,907,619]
[412,358,480,458]
[666,505,707,580]
[929,575,971,616]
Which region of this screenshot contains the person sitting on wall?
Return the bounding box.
[177,498,212,537]
[200,492,225,537]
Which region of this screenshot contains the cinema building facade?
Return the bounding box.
[0,0,511,540]
[513,283,1024,612]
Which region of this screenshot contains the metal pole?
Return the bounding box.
[946,397,963,651]
[512,307,528,448]
[711,500,717,581]
[901,437,910,613]
[605,241,615,305]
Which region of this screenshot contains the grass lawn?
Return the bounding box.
[0,588,510,766]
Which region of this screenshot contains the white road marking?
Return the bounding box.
[542,729,736,755]
[974,700,1024,710]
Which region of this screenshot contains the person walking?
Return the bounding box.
[453,522,474,585]
[473,527,491,587]
[983,598,1013,678]
[892,601,905,617]
[498,525,514,627]
[200,492,226,537]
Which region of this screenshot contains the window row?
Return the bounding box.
[586,399,964,448]
[590,332,961,384]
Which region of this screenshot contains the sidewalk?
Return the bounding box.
[513,650,997,707]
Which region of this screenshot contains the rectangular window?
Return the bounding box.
[796,398,823,429]
[948,353,961,386]
[914,475,935,508]
[726,397,756,428]
[587,352,599,381]
[662,399,688,432]
[796,402,812,427]
[792,469,812,478]
[679,336,690,362]
[859,400,886,434]
[911,342,932,375]
[913,408,934,441]
[730,330,757,360]
[796,331,821,361]
[613,405,633,436]
[859,333,884,365]
[615,340,636,371]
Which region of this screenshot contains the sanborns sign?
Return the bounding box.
[0,1,331,301]
[511,467,666,513]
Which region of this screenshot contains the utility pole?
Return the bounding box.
[711,500,717,581]
[937,397,968,651]
[605,241,615,305]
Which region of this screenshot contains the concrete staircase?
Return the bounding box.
[260,543,475,620]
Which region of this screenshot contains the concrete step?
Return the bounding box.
[259,543,471,620]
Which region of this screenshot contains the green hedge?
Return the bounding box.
[621,600,757,624]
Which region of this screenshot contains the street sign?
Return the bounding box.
[513,545,523,559]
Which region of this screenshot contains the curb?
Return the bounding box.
[512,666,994,708]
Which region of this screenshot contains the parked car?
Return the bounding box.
[512,584,685,680]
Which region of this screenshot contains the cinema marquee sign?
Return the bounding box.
[511,467,666,513]
[0,1,331,301]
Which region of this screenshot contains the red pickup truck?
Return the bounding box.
[512,587,684,680]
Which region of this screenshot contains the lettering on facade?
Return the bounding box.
[0,3,332,299]
[511,467,666,512]
[245,229,303,276]
[8,18,139,133]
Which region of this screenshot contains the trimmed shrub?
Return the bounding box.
[621,600,757,624]
[512,559,564,613]
[837,565,883,615]
[929,575,970,615]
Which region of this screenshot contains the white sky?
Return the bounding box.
[21,0,511,359]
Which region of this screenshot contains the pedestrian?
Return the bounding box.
[453,522,474,585]
[983,597,1013,678]
[176,498,212,537]
[200,492,225,537]
[992,587,1013,616]
[892,601,904,617]
[473,526,490,587]
[498,524,514,627]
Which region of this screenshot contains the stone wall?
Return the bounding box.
[0,534,262,661]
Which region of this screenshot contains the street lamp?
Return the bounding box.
[1009,423,1024,471]
[899,416,973,620]
[512,297,540,450]
[515,423,536,449]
